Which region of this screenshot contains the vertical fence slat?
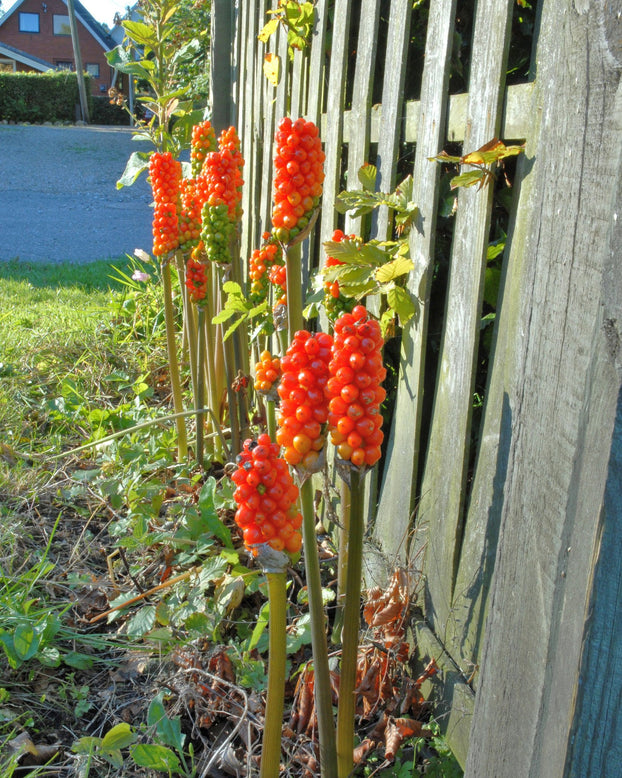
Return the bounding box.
[415,0,514,640]
[290,48,306,118]
[306,0,329,128]
[258,27,279,236]
[371,0,413,241]
[343,0,382,237]
[240,0,258,263]
[319,0,353,243]
[371,0,457,570]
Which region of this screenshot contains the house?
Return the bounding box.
[0,0,118,95]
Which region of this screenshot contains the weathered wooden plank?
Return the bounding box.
[318,0,352,244]
[258,23,279,236]
[210,0,234,133]
[371,0,412,241]
[411,617,474,769]
[343,0,381,237]
[465,2,622,775]
[416,0,514,640]
[372,0,457,573]
[305,0,328,128]
[240,0,258,263]
[290,47,306,119]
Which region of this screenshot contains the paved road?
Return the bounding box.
[0,124,154,263]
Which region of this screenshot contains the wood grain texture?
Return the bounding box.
[416,0,513,640]
[318,0,352,244]
[373,0,458,564]
[371,0,412,242]
[306,0,328,127]
[343,0,381,237]
[465,3,622,775]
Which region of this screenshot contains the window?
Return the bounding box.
[19,13,40,32]
[53,15,71,35]
[85,63,100,78]
[56,61,73,71]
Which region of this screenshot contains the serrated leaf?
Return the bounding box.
[358,163,377,191]
[450,170,488,189]
[122,20,158,48]
[387,286,417,325]
[375,256,414,283]
[334,189,379,217]
[105,46,153,80]
[117,151,151,190]
[130,743,181,772]
[324,265,373,286]
[258,18,280,42]
[101,723,136,752]
[126,605,156,637]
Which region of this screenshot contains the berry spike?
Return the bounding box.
[190,120,217,177]
[149,151,182,256]
[271,117,325,245]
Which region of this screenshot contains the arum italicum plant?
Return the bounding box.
[230,436,303,778]
[326,305,386,778]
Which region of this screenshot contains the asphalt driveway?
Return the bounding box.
[0,124,154,264]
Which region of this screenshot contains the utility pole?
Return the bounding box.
[67,0,90,123]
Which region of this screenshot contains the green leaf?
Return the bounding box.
[117,151,151,190]
[126,606,157,637]
[148,691,185,752]
[450,169,488,189]
[13,623,40,662]
[130,743,182,772]
[358,163,377,191]
[63,651,94,670]
[101,722,136,752]
[387,286,417,325]
[375,256,414,283]
[105,46,154,80]
[122,20,159,48]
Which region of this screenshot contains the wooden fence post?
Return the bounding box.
[465,2,622,775]
[210,0,234,134]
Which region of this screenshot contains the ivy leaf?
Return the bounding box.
[387,286,417,325]
[375,256,414,283]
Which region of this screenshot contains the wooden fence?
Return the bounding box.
[211,0,622,774]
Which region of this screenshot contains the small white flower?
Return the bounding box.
[132,270,150,283]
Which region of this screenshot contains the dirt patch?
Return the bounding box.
[0,124,154,264]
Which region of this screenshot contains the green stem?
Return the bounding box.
[300,478,338,778]
[196,306,206,468]
[285,241,303,344]
[336,467,364,778]
[331,479,351,644]
[266,399,277,442]
[161,258,188,462]
[259,571,287,778]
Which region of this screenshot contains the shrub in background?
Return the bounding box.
[0,71,92,123]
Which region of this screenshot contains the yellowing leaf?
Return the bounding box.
[375,256,414,283]
[263,53,281,85]
[258,18,279,43]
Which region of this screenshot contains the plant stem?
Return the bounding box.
[161,258,188,462]
[331,478,351,644]
[196,306,206,467]
[266,399,277,442]
[259,571,287,778]
[336,467,364,778]
[285,241,303,344]
[300,478,338,778]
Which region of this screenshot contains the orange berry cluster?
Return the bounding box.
[190,120,216,176]
[254,350,282,395]
[327,306,386,467]
[149,152,182,256]
[249,233,282,304]
[272,117,325,244]
[179,177,209,250]
[268,263,287,310]
[185,247,208,303]
[231,435,303,555]
[276,330,333,471]
[201,126,244,221]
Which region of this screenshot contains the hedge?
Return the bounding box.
[0,71,92,123]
